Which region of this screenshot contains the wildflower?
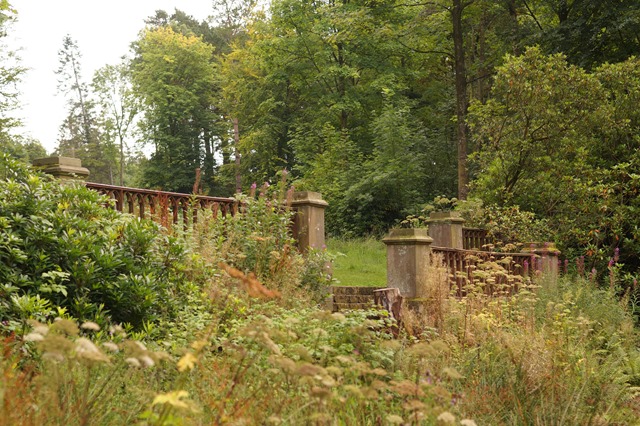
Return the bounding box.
[331,312,346,322]
[442,367,464,379]
[177,352,198,372]
[24,333,44,342]
[80,321,100,331]
[386,414,404,424]
[33,325,49,336]
[102,342,119,352]
[42,352,65,362]
[437,411,456,424]
[403,399,426,411]
[310,386,331,399]
[614,247,620,262]
[261,332,281,355]
[139,355,155,367]
[190,340,208,351]
[296,363,326,377]
[50,319,79,336]
[267,415,282,425]
[75,337,109,363]
[109,325,125,336]
[321,375,336,387]
[152,390,191,410]
[125,357,141,368]
[28,320,49,336]
[133,341,147,351]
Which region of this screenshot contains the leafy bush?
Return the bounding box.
[457,199,553,251]
[0,154,194,330]
[401,196,552,251]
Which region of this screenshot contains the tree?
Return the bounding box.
[525,0,640,69]
[55,35,112,183]
[218,0,465,234]
[468,47,609,211]
[132,27,217,193]
[92,60,139,186]
[0,1,33,158]
[468,47,640,275]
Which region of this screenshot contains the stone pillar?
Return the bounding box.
[291,191,328,253]
[383,228,433,298]
[32,156,89,181]
[426,211,465,249]
[521,242,560,276]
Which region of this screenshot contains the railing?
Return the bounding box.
[462,227,491,250]
[432,246,534,297]
[85,183,239,227]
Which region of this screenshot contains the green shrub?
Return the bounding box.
[0,154,194,331]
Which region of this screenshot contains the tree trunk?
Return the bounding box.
[452,0,469,200]
[233,117,242,194]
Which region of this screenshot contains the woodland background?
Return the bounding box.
[2,0,640,277]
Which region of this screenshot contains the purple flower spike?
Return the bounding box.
[608,258,615,268]
[614,247,620,262]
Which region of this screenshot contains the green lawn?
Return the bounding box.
[327,237,387,287]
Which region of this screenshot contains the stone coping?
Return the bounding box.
[383,228,433,245]
[291,191,329,207]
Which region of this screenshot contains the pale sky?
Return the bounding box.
[7,0,215,153]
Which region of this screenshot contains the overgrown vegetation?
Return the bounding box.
[2,159,639,424]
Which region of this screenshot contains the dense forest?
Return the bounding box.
[2,1,640,276]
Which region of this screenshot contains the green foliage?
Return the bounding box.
[532,0,640,69]
[92,60,140,187]
[450,274,640,424]
[0,155,194,330]
[220,0,458,235]
[457,199,553,250]
[188,183,334,303]
[0,135,46,163]
[56,35,114,184]
[4,265,639,424]
[132,26,219,194]
[469,48,640,277]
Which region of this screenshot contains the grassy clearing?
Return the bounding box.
[327,237,387,287]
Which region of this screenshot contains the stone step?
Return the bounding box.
[333,294,375,304]
[333,302,378,311]
[331,286,384,296]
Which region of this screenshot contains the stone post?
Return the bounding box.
[426,211,464,249]
[383,228,433,298]
[32,156,89,181]
[291,191,328,253]
[521,242,561,276]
